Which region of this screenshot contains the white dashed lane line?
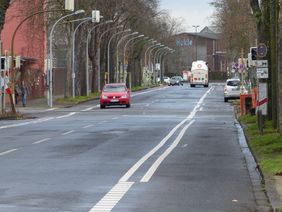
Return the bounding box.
[56,112,77,119]
[33,138,51,145]
[82,106,99,111]
[0,149,18,156]
[61,130,75,135]
[82,124,94,129]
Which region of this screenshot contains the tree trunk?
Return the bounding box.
[64,23,73,98]
[278,0,282,134]
[269,0,278,128]
[250,0,272,120]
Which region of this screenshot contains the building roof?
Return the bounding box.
[176,26,219,40]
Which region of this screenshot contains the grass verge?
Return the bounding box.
[55,92,100,105]
[239,115,282,176]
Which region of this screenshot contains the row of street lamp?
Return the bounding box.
[48,9,174,107]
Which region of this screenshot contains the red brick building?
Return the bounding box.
[1,1,46,98]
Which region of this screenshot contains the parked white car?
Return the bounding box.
[163,76,170,84]
[224,78,241,102]
[157,76,170,84]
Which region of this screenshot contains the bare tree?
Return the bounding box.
[211,0,257,61]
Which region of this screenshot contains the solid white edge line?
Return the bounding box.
[141,120,195,182]
[33,138,51,145]
[119,118,187,182]
[119,86,212,183]
[0,149,18,156]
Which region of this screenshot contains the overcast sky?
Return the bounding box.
[159,0,214,32]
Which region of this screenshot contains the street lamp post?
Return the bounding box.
[85,20,113,95]
[49,9,85,107]
[154,47,168,82]
[148,45,164,83]
[144,41,158,68]
[148,44,163,72]
[72,17,92,98]
[97,25,123,91]
[192,25,200,61]
[107,29,131,83]
[122,35,145,83]
[115,32,138,82]
[158,48,174,82]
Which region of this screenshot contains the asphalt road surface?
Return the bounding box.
[0,83,270,212]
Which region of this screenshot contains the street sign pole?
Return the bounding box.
[255,43,268,134]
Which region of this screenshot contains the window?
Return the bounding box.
[227,80,240,86]
[103,85,126,92]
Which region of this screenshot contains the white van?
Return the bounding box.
[190,60,209,87]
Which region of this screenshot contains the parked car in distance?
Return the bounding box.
[100,83,131,108]
[156,76,170,84]
[224,78,241,102]
[169,76,184,86]
[163,76,170,84]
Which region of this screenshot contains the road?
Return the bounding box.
[0,83,270,211]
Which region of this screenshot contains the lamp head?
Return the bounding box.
[74,9,85,15]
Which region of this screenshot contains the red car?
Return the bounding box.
[100,83,131,108]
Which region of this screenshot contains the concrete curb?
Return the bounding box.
[235,119,273,211]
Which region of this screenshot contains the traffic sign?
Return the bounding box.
[257,43,267,58]
[256,60,268,68]
[257,67,268,79]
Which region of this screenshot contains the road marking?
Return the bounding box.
[82,124,93,129]
[182,144,188,148]
[33,138,51,145]
[112,117,118,120]
[119,87,212,182]
[45,108,57,111]
[0,117,55,130]
[56,112,77,119]
[89,182,134,212]
[0,149,18,156]
[199,107,203,111]
[141,120,195,182]
[82,106,98,111]
[89,87,213,212]
[131,86,168,97]
[62,130,74,135]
